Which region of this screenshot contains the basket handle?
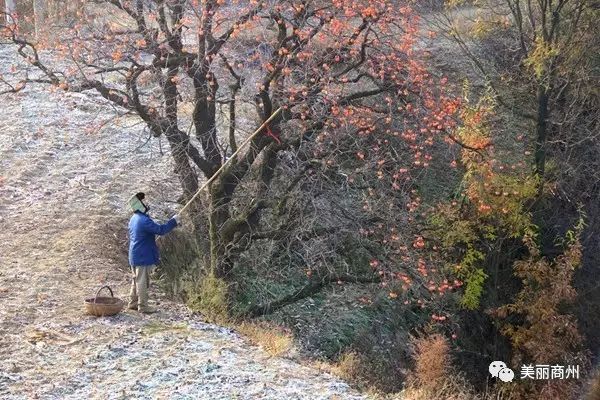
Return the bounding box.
[94,285,114,304]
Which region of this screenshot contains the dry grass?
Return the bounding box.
[412,334,452,390]
[327,351,382,395]
[329,349,406,394]
[400,384,480,400]
[235,321,294,357]
[401,334,486,400]
[187,274,230,323]
[331,351,363,382]
[326,343,484,400]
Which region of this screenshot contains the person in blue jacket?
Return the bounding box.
[127,192,179,313]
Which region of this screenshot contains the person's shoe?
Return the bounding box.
[138,305,157,314]
[127,301,138,310]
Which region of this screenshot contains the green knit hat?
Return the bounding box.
[128,192,147,213]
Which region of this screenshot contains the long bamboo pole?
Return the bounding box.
[177,106,282,216]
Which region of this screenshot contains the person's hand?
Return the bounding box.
[172,214,181,225]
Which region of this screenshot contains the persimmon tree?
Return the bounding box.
[0,0,462,310]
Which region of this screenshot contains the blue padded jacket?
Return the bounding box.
[128,211,177,266]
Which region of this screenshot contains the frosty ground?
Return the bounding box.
[0,46,365,400]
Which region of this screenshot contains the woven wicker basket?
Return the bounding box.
[84,286,124,316]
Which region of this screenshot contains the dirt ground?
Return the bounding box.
[0,46,365,400]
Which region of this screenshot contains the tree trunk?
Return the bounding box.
[33,0,46,39]
[193,82,221,171]
[189,199,211,272]
[47,0,73,24]
[5,0,15,24]
[244,273,382,318]
[208,184,232,278]
[534,85,550,180]
[164,128,199,199]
